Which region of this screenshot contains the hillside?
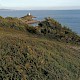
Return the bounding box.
[0,16,80,80]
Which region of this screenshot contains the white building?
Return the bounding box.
[28,12,31,16]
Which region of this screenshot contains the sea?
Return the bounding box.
[0,10,80,34]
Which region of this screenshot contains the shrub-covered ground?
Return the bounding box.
[0,16,80,80]
[0,27,80,80]
[0,16,80,45]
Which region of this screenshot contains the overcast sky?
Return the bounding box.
[0,0,80,10]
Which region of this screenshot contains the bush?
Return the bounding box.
[26,26,37,34]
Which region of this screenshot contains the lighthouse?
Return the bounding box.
[28,12,31,16]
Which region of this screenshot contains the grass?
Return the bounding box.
[0,27,80,80]
[0,16,80,80]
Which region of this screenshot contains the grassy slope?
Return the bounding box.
[0,27,80,80]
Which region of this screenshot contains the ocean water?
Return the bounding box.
[0,10,80,34]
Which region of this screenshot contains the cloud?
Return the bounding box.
[0,0,80,10]
[0,3,2,7]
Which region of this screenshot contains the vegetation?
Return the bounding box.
[0,16,80,80]
[38,17,80,45]
[0,16,38,34]
[0,16,80,45]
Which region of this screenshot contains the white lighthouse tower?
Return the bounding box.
[28,12,31,16]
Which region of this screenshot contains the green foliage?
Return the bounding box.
[0,15,79,80]
[26,26,37,34]
[38,17,80,45]
[0,28,80,80]
[0,16,80,45]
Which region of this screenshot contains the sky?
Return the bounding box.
[0,0,80,10]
